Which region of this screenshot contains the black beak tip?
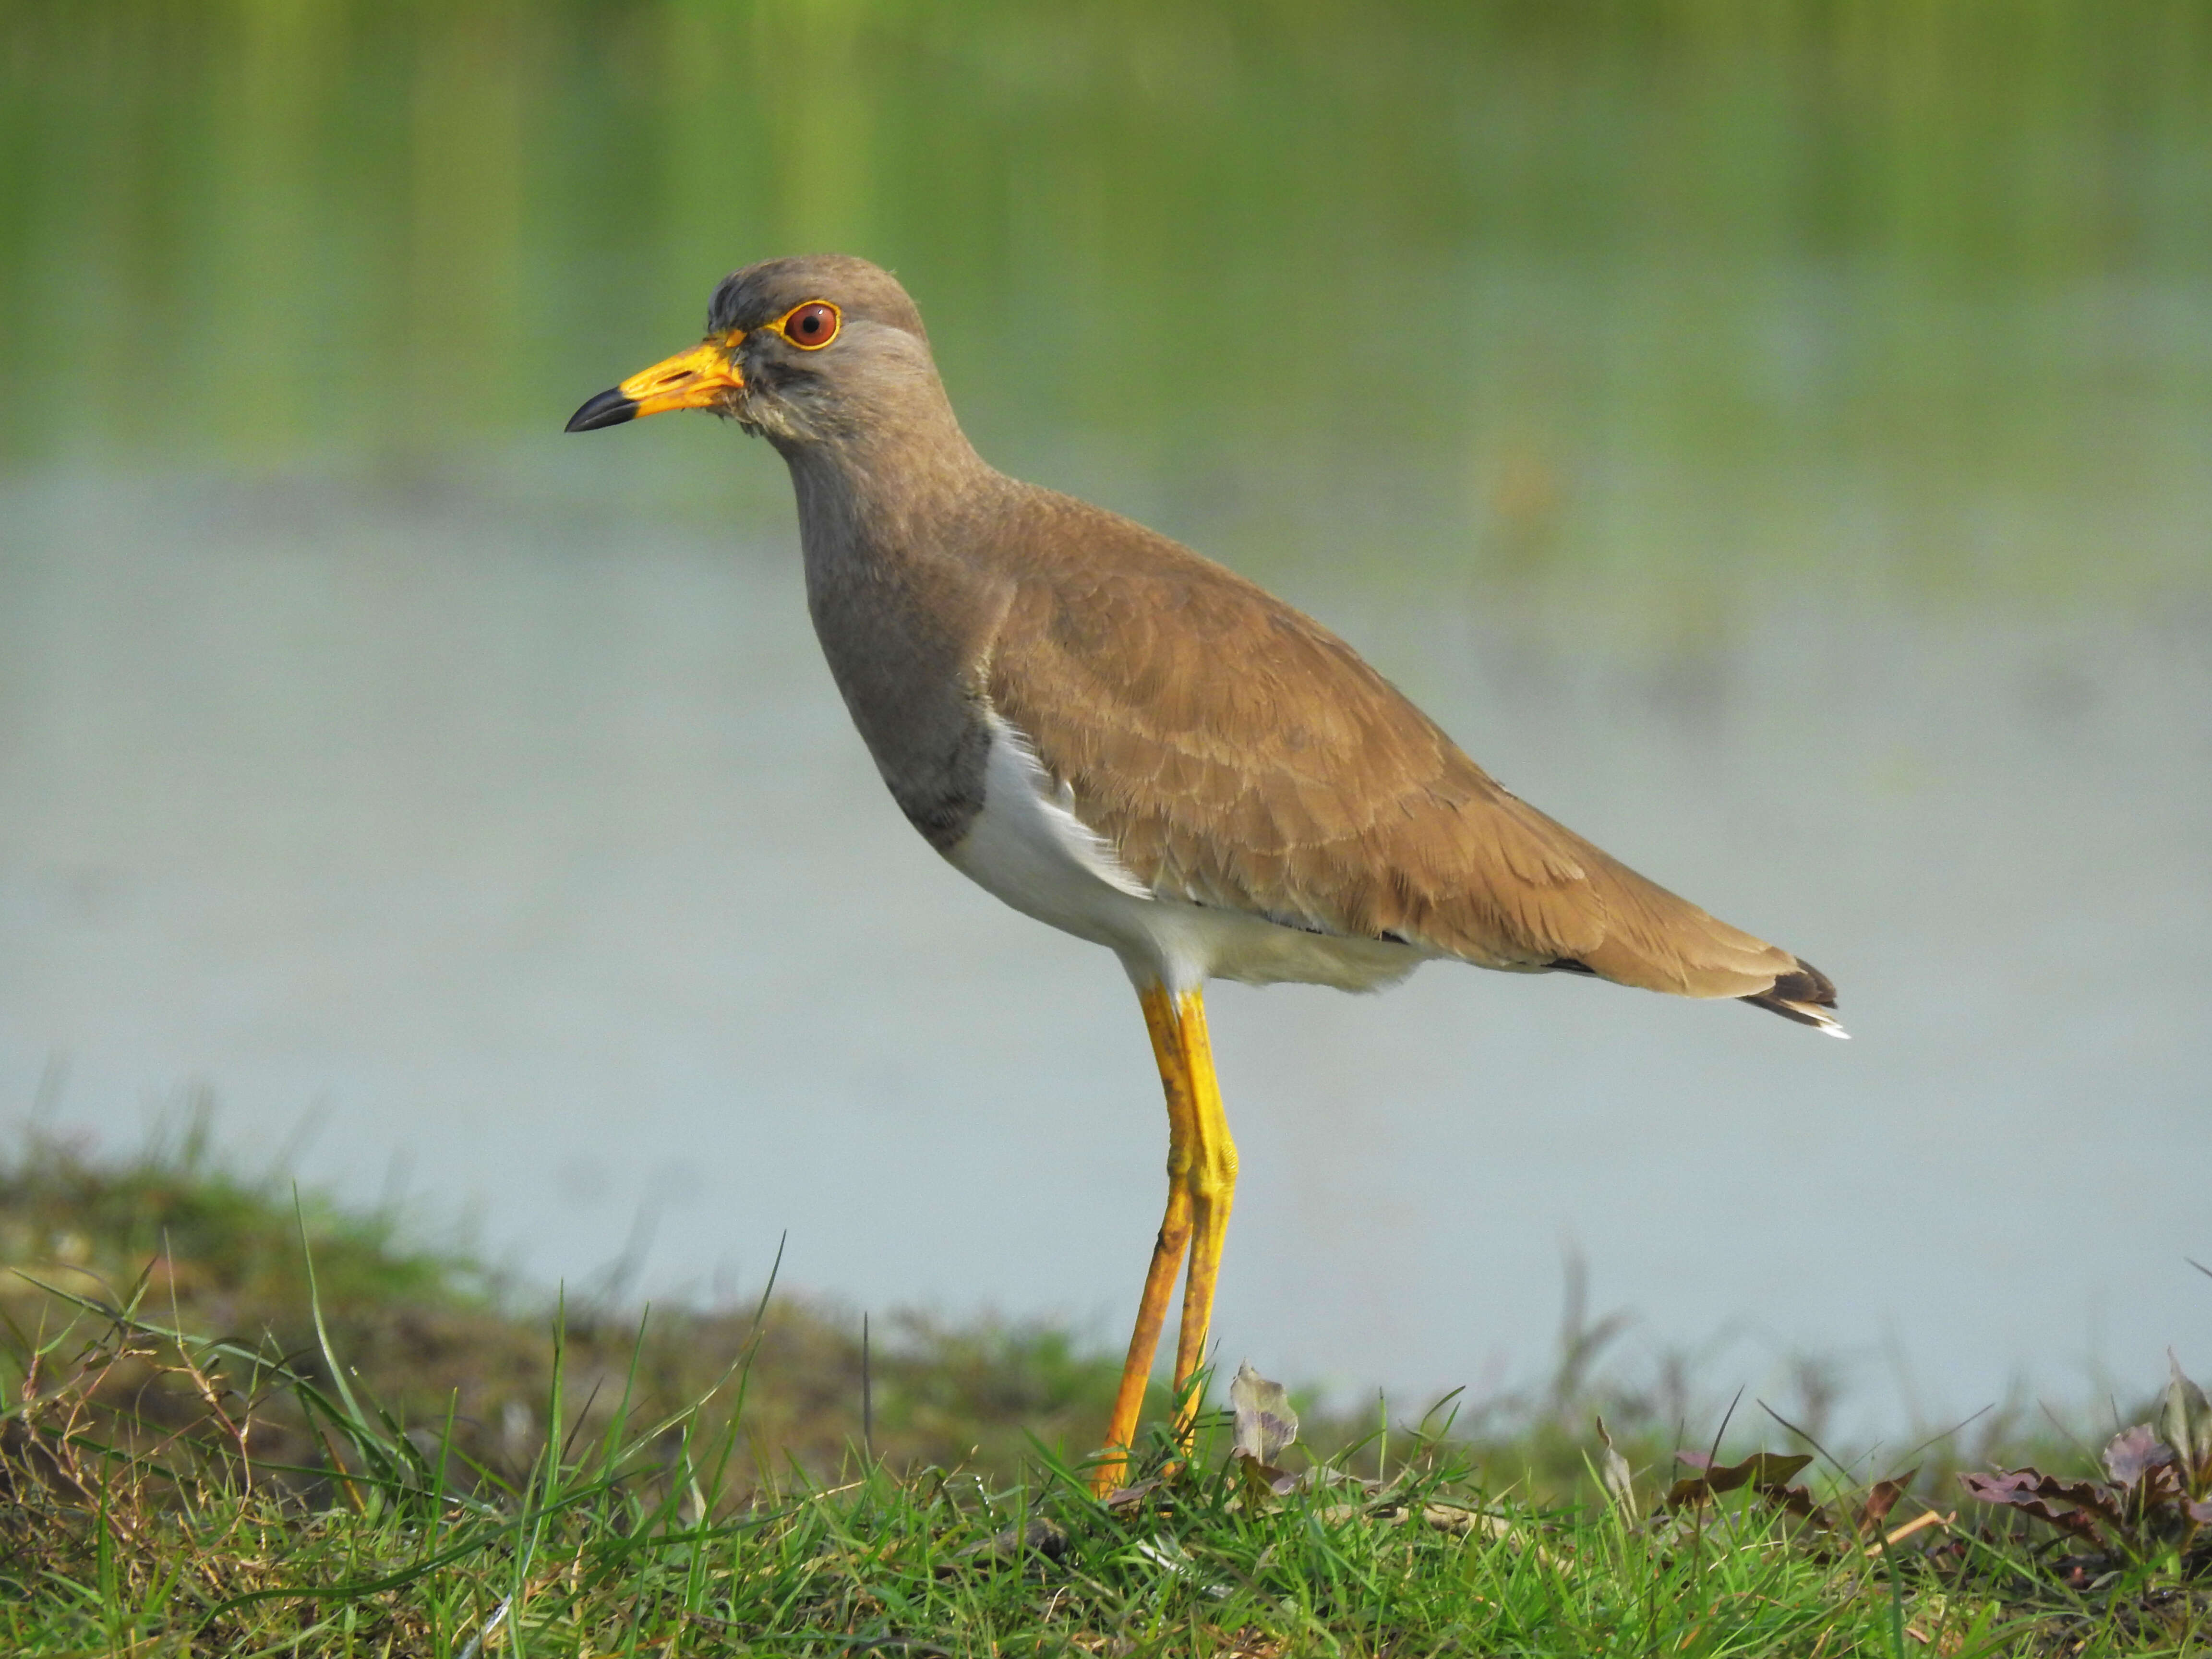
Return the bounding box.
[565,388,639,433]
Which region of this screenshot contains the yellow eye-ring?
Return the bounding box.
[779,301,840,349]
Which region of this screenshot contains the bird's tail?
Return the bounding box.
[1739,961,1847,1038]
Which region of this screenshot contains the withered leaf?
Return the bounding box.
[1663,1450,1815,1510]
[1103,1479,1162,1513]
[1594,1415,1635,1514]
[1959,1470,2114,1544]
[1229,1360,1298,1466]
[1230,1450,1302,1501]
[2102,1423,2174,1490]
[2023,1469,2125,1525]
[2158,1351,2212,1482]
[1676,1450,1815,1487]
[2132,1459,2186,1515]
[1856,1469,1919,1535]
[1763,1482,1837,1529]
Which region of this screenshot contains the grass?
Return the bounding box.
[0,1107,1126,1491]
[1,1124,2206,1656]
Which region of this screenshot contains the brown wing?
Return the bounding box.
[983,501,1810,1001]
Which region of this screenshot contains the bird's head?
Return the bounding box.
[565,254,945,455]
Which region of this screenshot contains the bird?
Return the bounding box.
[566,254,1842,1494]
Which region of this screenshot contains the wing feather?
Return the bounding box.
[981,502,1802,1000]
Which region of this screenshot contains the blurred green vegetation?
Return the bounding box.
[0,1112,2078,1507]
[0,1112,1131,1487]
[4,1,2209,598]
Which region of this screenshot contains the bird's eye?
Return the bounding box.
[781,302,840,349]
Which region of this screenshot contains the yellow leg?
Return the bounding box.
[1166,988,1237,1430]
[1094,1117,1192,1492]
[1092,983,1238,1496]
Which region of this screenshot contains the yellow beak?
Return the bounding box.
[565,333,745,432]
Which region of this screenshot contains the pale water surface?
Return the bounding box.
[2,457,2205,1432]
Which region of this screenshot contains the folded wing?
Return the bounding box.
[983,509,1823,1007]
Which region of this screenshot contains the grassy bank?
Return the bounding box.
[2,1127,2207,1655]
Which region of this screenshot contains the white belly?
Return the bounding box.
[942,712,1429,995]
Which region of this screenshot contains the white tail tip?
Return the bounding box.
[1785,1001,1851,1039]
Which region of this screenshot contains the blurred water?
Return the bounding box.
[2,2,2210,1429]
[3,457,2206,1431]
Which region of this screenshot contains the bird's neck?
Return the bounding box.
[776,411,1017,844]
[780,418,1008,581]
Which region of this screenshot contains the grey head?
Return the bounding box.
[565,253,974,464]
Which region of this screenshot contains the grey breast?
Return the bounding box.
[790,462,1015,854]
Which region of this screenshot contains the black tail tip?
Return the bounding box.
[1741,959,1846,1036]
[1769,961,1837,1007]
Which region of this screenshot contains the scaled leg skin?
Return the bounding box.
[1092,984,1238,1497]
[1093,984,1198,1495]
[1164,988,1237,1437]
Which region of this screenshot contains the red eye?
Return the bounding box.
[783,302,839,348]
